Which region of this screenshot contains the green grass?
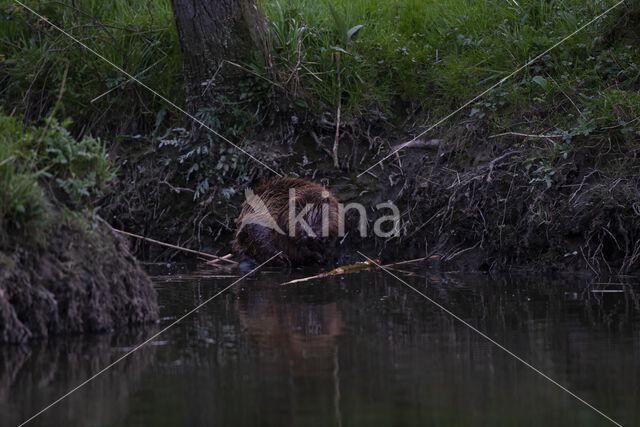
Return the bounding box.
[0,0,182,135]
[1,0,638,140]
[0,113,112,241]
[0,116,48,236]
[261,0,638,119]
[1,0,637,269]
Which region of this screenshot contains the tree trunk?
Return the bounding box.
[170,0,269,115]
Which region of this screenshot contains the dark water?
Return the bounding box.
[2,266,639,426]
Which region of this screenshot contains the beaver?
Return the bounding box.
[233,177,339,265]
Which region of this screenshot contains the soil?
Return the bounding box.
[0,217,158,344]
[101,109,640,276]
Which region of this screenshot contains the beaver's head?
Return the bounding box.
[234,176,340,264]
[283,185,339,239]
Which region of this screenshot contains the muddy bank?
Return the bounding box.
[100,106,639,276]
[87,3,639,275]
[379,121,640,274]
[0,217,158,344]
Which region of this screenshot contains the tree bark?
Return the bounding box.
[170,0,269,114]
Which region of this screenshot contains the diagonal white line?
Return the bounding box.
[14,0,283,177]
[357,0,626,178]
[357,251,623,427]
[18,251,282,427]
[90,57,164,103]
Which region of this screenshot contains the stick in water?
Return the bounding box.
[280,259,379,286]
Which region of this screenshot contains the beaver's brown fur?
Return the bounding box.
[233,177,339,265]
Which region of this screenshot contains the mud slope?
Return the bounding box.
[0,219,158,344]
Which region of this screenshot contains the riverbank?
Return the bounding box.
[0,217,158,343]
[0,115,157,343]
[100,108,640,275]
[1,0,639,275]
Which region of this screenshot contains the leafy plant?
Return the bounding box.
[0,115,48,235]
[27,118,114,205]
[158,112,246,201]
[0,113,113,238]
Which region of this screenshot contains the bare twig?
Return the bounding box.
[391,138,442,151]
[280,255,444,286]
[381,255,441,268]
[333,53,341,168]
[280,259,378,286]
[97,217,237,264]
[205,253,235,266]
[487,150,519,182]
[310,130,334,159]
[443,242,480,262]
[490,132,563,139]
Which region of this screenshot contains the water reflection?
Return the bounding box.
[1,268,639,426]
[237,283,344,426]
[0,328,155,426]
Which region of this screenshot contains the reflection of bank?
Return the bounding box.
[238,288,344,426]
[0,326,156,427]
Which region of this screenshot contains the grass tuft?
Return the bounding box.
[0,113,112,243]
